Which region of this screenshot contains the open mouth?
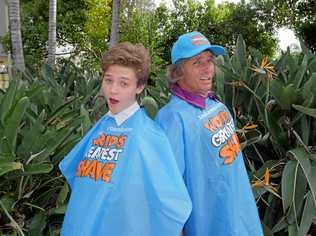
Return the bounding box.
[200,76,211,81]
[109,98,119,104]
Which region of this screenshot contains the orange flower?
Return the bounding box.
[252,168,270,187]
[250,57,276,80]
[243,122,258,130]
[252,168,281,199]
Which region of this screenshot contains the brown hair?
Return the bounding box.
[101,42,150,86]
[166,60,185,87]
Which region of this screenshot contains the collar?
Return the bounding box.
[171,84,219,109]
[106,102,140,126]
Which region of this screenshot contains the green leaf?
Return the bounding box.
[266,109,286,144]
[45,96,80,125]
[292,104,316,118]
[271,81,300,110]
[56,183,69,207]
[292,55,308,88]
[80,104,91,134]
[23,163,53,175]
[288,148,316,206]
[3,97,30,153]
[0,159,23,176]
[272,216,288,233]
[288,148,311,179]
[0,79,17,125]
[287,165,307,228]
[0,194,15,214]
[41,64,57,87]
[236,34,247,71]
[300,116,310,145]
[302,73,316,103]
[215,56,225,100]
[281,160,297,212]
[298,191,316,236]
[34,125,79,161]
[288,223,298,236]
[241,83,265,120]
[308,57,316,73]
[17,122,44,160]
[141,96,158,119]
[50,204,67,215]
[28,212,47,236]
[310,162,316,206]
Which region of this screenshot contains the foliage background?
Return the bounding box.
[0,0,316,235]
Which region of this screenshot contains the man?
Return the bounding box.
[155,32,263,236]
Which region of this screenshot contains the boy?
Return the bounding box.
[155,32,263,236]
[59,42,192,235]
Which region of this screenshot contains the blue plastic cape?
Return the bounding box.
[156,96,263,236]
[59,108,192,236]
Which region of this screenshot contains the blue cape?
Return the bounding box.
[156,96,263,236]
[59,108,192,235]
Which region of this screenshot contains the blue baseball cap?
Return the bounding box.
[171,31,226,64]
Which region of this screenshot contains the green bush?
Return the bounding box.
[216,35,316,236]
[0,62,106,235]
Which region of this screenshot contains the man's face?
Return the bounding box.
[102,65,144,114]
[178,51,216,97]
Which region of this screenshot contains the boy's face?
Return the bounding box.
[178,50,215,97]
[102,65,144,114]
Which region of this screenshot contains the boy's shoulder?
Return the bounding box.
[138,109,167,138]
[157,96,193,119]
[136,110,173,153]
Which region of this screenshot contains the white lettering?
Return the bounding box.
[86,146,123,161]
[211,120,235,147]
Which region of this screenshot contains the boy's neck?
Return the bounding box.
[107,102,140,126]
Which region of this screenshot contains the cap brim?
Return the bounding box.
[207,45,226,56]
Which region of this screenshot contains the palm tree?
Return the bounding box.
[47,0,57,66]
[8,0,25,72]
[109,0,121,48]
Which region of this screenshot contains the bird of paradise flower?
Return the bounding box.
[252,168,281,206]
[250,56,277,80]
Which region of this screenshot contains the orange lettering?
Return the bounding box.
[93,133,127,148]
[76,160,91,176]
[219,134,240,164]
[87,160,97,179]
[76,160,117,183]
[95,162,116,181]
[204,111,230,132]
[102,163,116,182]
[117,135,126,148]
[108,136,118,147]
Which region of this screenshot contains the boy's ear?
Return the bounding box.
[136,84,145,94]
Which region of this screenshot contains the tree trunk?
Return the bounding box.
[109,0,121,48]
[48,0,57,66]
[8,0,25,72]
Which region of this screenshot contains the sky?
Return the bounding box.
[155,0,301,52]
